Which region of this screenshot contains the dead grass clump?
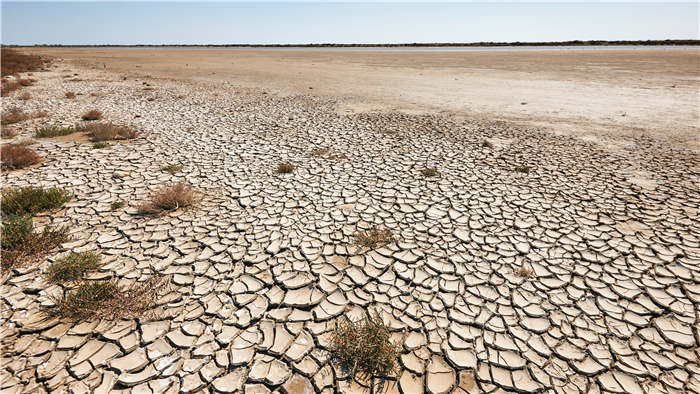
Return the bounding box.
[482,140,494,149]
[51,277,162,321]
[354,226,395,249]
[420,168,440,177]
[311,148,331,157]
[2,108,30,125]
[89,122,139,141]
[19,91,31,100]
[81,109,103,121]
[35,125,88,138]
[515,165,532,174]
[1,215,70,270]
[92,142,108,149]
[330,313,400,379]
[65,91,77,99]
[277,163,295,174]
[45,252,101,284]
[1,187,71,216]
[161,164,182,175]
[137,182,196,215]
[1,128,18,138]
[90,92,101,97]
[1,48,47,76]
[33,110,48,119]
[1,80,20,96]
[1,144,41,170]
[110,200,125,210]
[515,267,534,278]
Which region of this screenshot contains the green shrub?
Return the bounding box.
[1,215,70,269]
[92,142,108,149]
[45,252,101,284]
[1,187,71,217]
[35,125,87,138]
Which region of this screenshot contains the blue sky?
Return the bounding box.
[2,2,698,45]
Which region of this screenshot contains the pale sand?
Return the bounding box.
[27,47,700,149]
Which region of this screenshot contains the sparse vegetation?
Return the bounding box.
[277,163,295,174]
[137,182,196,215]
[51,278,162,321]
[515,165,532,174]
[2,128,18,138]
[330,313,400,379]
[65,91,77,99]
[92,142,108,149]
[1,144,41,170]
[482,140,493,148]
[161,164,183,174]
[420,167,440,177]
[1,48,47,76]
[1,215,70,270]
[35,125,87,138]
[354,226,395,249]
[515,266,534,278]
[81,109,103,121]
[88,122,139,141]
[45,252,101,284]
[310,148,331,157]
[110,200,125,210]
[1,187,71,216]
[19,91,31,100]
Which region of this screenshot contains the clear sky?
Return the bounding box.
[2,1,698,45]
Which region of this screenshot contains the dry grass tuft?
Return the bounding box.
[45,252,101,284]
[110,200,125,211]
[354,226,395,249]
[310,148,331,157]
[1,187,71,216]
[50,277,164,321]
[161,164,183,175]
[92,142,108,149]
[1,215,70,270]
[420,167,440,177]
[35,125,88,138]
[81,109,103,121]
[19,91,31,100]
[330,313,400,379]
[88,122,139,141]
[64,91,77,99]
[137,182,196,215]
[1,128,18,138]
[1,144,41,170]
[482,140,494,149]
[2,107,31,125]
[515,266,534,278]
[515,165,532,174]
[277,163,295,174]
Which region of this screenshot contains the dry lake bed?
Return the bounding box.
[1,48,699,393]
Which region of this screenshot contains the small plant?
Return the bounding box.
[19,91,31,100]
[1,187,71,216]
[35,125,88,138]
[1,144,41,170]
[482,140,493,148]
[1,107,30,125]
[420,168,440,177]
[277,163,295,174]
[310,148,331,157]
[92,142,108,149]
[81,109,103,121]
[110,200,125,211]
[51,277,163,320]
[515,166,532,174]
[45,252,101,284]
[330,313,400,379]
[515,267,534,278]
[1,215,70,270]
[65,91,77,99]
[89,122,139,141]
[354,226,395,249]
[137,182,196,215]
[161,164,183,175]
[1,128,18,138]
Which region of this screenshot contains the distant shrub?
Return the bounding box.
[92,142,108,149]
[65,91,77,99]
[89,122,139,141]
[81,109,103,121]
[35,125,87,138]
[1,107,30,125]
[1,144,41,170]
[45,252,101,284]
[137,182,196,215]
[1,187,71,216]
[1,215,70,270]
[277,163,295,174]
[354,226,395,249]
[1,48,47,76]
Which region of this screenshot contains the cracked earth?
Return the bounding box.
[1,60,699,394]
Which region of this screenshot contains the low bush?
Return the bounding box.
[65,91,76,99]
[110,200,125,210]
[515,166,532,174]
[81,109,102,121]
[137,182,196,215]
[277,163,295,174]
[420,168,440,177]
[35,125,87,138]
[1,187,71,216]
[1,215,70,270]
[354,226,395,249]
[45,252,101,284]
[92,142,108,149]
[19,91,31,100]
[1,108,30,125]
[89,122,139,141]
[161,164,182,175]
[1,144,41,170]
[1,48,47,76]
[330,313,400,379]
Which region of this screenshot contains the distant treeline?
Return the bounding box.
[4,39,700,48]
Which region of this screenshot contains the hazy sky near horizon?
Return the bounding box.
[2,2,698,45]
